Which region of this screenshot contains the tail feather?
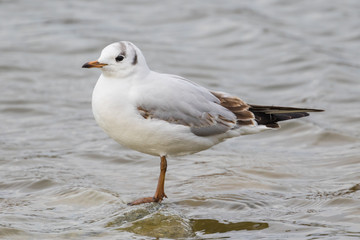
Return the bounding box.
[249,105,323,128]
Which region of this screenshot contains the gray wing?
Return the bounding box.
[135,75,238,136]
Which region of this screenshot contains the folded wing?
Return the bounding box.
[136,74,323,136]
[136,75,240,136]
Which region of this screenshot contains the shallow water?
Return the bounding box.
[1,0,360,239]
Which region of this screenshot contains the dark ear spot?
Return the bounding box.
[132,51,138,65]
[119,42,127,57]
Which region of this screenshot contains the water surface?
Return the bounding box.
[1,0,360,239]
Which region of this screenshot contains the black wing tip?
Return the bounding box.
[249,104,324,113]
[310,109,324,112]
[300,108,324,113]
[250,106,323,127]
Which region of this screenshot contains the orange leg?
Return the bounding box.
[128,156,168,205]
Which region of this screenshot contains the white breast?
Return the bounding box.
[91,74,220,156]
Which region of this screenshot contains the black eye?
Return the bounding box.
[115,55,125,62]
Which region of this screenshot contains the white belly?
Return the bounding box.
[92,76,218,156]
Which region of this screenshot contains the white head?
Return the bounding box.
[82,41,149,78]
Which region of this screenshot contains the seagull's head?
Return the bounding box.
[82,41,149,78]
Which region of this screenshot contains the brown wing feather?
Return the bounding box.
[211,91,256,126]
[138,92,323,131]
[211,92,323,129]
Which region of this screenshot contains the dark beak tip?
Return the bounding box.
[82,61,107,68]
[82,62,91,68]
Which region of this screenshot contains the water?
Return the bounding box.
[1,0,360,239]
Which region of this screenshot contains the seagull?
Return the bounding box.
[82,41,323,205]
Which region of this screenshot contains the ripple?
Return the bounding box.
[46,188,118,207]
[106,205,269,238]
[191,218,269,234]
[0,227,31,239]
[107,206,193,239]
[25,179,58,192]
[1,0,360,239]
